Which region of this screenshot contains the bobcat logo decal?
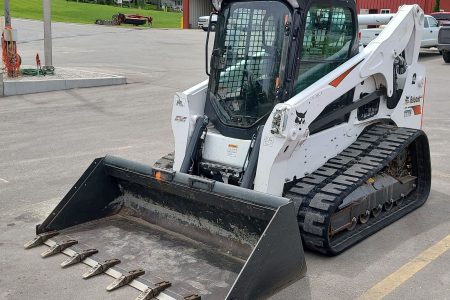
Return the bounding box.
[295,110,307,129]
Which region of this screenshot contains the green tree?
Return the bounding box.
[433,0,441,12]
[134,0,146,8]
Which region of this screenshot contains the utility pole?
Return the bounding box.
[0,0,3,94]
[43,0,53,68]
[4,0,11,27]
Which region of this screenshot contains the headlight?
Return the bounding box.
[211,0,223,11]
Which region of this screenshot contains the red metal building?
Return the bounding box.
[182,0,450,29]
[183,0,213,29]
[356,0,450,15]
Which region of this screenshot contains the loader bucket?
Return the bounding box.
[30,155,306,299]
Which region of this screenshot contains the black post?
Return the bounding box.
[4,0,11,27]
[180,116,209,174]
[240,126,264,189]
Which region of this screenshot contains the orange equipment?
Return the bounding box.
[2,26,21,77]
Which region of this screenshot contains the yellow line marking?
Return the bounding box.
[359,234,450,300]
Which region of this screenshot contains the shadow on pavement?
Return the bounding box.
[419,50,442,62]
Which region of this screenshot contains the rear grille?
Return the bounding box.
[438,28,450,44]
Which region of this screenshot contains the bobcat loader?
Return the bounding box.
[25,1,431,299]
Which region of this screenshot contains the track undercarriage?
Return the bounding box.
[286,124,431,255]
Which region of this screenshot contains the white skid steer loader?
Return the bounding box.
[25,1,431,299]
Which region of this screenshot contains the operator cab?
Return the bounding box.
[205,0,358,139]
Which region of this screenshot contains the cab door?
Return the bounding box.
[422,17,431,47]
[426,16,440,47]
[422,16,440,47]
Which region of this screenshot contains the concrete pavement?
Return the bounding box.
[0,19,449,300]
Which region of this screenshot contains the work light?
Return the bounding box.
[211,0,223,11]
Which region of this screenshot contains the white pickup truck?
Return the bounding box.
[198,14,218,31]
[360,14,440,48]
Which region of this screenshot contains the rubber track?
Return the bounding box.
[285,124,431,255]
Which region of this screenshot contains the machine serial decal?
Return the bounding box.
[174,116,187,122]
[263,136,274,147]
[404,108,412,117]
[305,91,323,104]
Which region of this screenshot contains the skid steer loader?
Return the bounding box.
[25,0,431,299]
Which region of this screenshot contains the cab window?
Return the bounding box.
[295,5,354,93]
[427,17,439,28]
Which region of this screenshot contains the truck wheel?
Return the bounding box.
[202,27,208,32]
[443,51,450,63]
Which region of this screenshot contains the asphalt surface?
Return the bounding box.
[1,19,449,300]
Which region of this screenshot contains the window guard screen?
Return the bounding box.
[209,1,291,128]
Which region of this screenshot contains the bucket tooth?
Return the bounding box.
[24,231,59,249]
[82,258,121,279]
[41,240,78,258]
[106,269,145,291]
[61,248,98,268]
[135,281,172,300]
[184,295,201,300]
